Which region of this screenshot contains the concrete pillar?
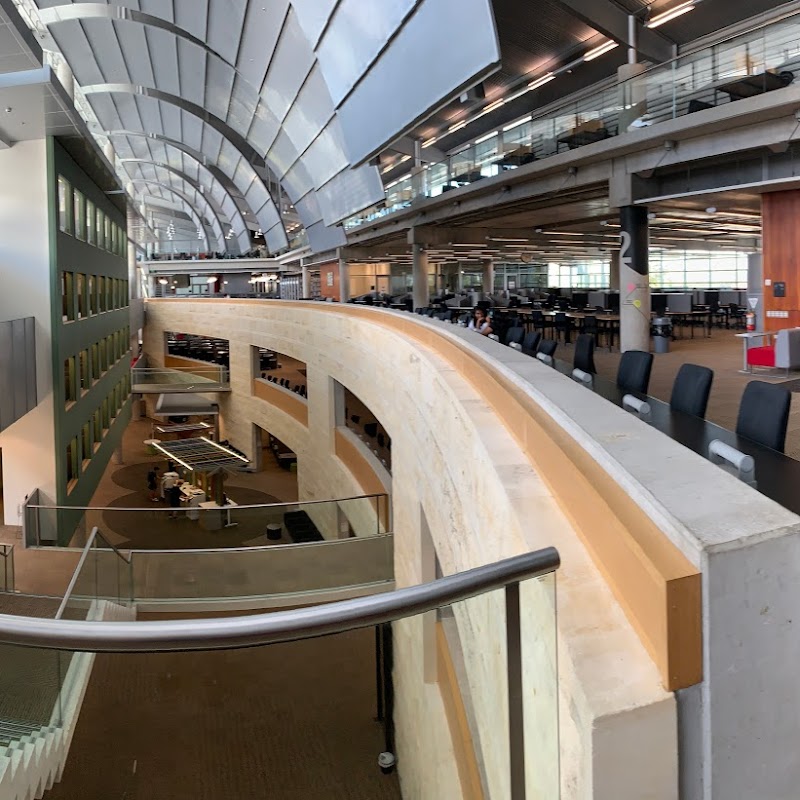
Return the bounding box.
[619,206,651,353]
[113,443,124,466]
[103,141,115,168]
[337,248,350,303]
[301,266,311,299]
[609,250,620,290]
[617,62,647,133]
[482,258,495,297]
[412,244,430,309]
[55,59,74,101]
[747,252,764,331]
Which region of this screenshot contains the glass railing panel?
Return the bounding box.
[131,367,228,387]
[426,161,450,197]
[521,570,559,799]
[130,534,394,602]
[443,570,558,798]
[25,494,390,550]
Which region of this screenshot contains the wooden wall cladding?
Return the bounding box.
[762,190,800,331]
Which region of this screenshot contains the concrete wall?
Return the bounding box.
[0,140,57,520]
[144,299,680,800]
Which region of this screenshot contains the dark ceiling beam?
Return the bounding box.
[384,135,447,164]
[551,0,674,63]
[408,226,540,246]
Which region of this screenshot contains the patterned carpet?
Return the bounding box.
[46,626,402,800]
[101,487,285,549]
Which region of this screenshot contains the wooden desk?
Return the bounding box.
[717,70,790,100]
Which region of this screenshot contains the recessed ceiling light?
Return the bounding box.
[705,206,717,214]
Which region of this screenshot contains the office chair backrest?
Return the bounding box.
[573,334,596,375]
[504,326,525,346]
[538,339,557,358]
[617,350,653,394]
[670,364,713,418]
[736,381,791,452]
[521,331,541,354]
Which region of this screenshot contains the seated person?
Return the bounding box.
[468,308,493,336]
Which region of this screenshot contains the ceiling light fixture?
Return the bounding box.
[646,1,697,28]
[474,130,499,145]
[422,136,438,148]
[528,72,556,91]
[584,40,619,62]
[448,120,468,134]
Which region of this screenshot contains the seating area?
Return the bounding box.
[345,393,392,472]
[168,334,230,367]
[284,510,323,543]
[746,328,800,375]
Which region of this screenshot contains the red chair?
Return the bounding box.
[746,345,775,369]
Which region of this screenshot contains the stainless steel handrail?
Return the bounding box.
[0,544,13,593]
[55,528,131,620]
[0,547,559,652]
[25,492,387,513]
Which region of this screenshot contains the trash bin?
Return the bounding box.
[266,523,282,541]
[651,317,672,353]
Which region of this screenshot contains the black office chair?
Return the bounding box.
[736,381,791,452]
[538,339,557,358]
[504,326,525,347]
[617,350,653,394]
[521,331,541,357]
[581,315,600,346]
[670,364,714,418]
[364,422,379,438]
[573,334,596,375]
[553,312,573,344]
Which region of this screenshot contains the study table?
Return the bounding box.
[552,358,800,515]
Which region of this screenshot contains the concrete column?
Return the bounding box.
[747,252,764,331]
[609,250,620,290]
[113,443,124,466]
[337,249,350,303]
[619,206,651,353]
[482,258,495,297]
[301,265,311,299]
[412,244,429,309]
[55,59,74,101]
[103,141,115,168]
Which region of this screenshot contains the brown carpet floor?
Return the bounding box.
[0,594,69,729]
[46,627,401,800]
[101,487,286,550]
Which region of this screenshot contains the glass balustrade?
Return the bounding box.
[24,494,389,549]
[130,366,229,388]
[344,9,800,232]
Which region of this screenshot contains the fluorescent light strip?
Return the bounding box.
[504,117,532,132]
[151,442,194,472]
[200,436,250,464]
[422,136,438,148]
[647,1,696,28]
[584,40,619,61]
[474,130,499,144]
[448,120,467,133]
[528,72,556,90]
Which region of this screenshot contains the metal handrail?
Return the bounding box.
[0,544,14,593]
[25,492,387,514]
[55,528,131,620]
[0,547,559,652]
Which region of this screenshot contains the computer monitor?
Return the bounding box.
[572,292,588,309]
[651,294,668,314]
[607,293,620,312]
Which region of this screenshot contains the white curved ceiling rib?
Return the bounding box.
[121,161,232,253]
[106,130,285,253]
[104,119,288,254]
[35,0,501,253]
[117,149,251,254]
[134,184,213,252]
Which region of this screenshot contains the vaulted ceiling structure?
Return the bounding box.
[25,0,502,254]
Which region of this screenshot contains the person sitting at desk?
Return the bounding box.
[468,308,493,336]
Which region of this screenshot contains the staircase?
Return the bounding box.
[0,597,134,800]
[0,723,67,800]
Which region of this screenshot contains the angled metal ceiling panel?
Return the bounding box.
[281,64,334,156]
[236,0,287,88]
[337,0,501,164]
[290,0,336,49]
[316,0,417,107]
[302,118,348,189]
[283,159,314,204]
[205,0,246,64]
[261,8,314,122]
[305,219,346,252]
[203,51,235,121]
[176,37,207,106]
[316,163,385,227]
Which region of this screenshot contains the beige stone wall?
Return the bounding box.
[144,299,676,800]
